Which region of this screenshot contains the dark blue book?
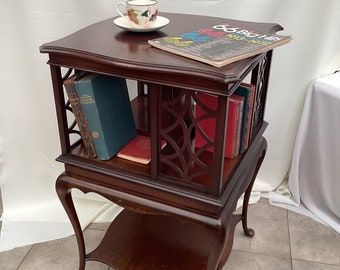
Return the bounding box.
[234,83,255,153]
[74,73,137,160]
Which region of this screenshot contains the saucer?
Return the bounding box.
[114,16,169,32]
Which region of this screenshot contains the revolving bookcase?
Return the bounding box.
[40,12,283,270]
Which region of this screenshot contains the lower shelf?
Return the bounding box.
[86,209,229,270]
[57,133,267,270]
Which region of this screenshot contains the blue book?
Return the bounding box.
[234,83,255,153]
[74,73,137,160]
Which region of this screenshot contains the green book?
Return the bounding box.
[74,73,137,160]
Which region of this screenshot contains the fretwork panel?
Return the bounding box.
[158,87,226,193]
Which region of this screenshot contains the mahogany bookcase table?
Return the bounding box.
[40,12,281,270]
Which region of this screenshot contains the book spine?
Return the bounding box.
[75,76,112,160]
[75,74,137,160]
[234,83,256,152]
[230,95,244,156]
[224,97,240,158]
[63,74,96,157]
[244,84,256,149]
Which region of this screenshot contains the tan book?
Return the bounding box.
[63,72,96,157]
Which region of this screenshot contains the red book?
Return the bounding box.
[117,134,166,164]
[195,93,243,158]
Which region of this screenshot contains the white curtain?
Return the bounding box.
[1,0,340,251]
[269,72,340,233]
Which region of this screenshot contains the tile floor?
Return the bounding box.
[1,197,340,270]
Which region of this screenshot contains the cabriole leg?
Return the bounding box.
[56,173,86,270]
[241,140,267,237]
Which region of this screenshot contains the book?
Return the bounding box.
[233,83,256,152]
[230,94,245,156]
[74,73,137,160]
[117,134,167,165]
[63,72,96,157]
[148,21,292,68]
[195,93,243,158]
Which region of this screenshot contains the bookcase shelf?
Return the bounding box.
[40,12,282,270]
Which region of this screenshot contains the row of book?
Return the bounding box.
[64,72,138,160]
[64,72,255,164]
[195,83,256,158]
[64,72,164,164]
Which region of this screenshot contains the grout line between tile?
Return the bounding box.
[15,245,34,270]
[287,210,294,270]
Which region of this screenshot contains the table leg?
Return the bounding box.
[217,138,267,269]
[56,173,86,270]
[241,141,266,237]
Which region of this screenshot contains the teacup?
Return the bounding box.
[116,0,158,29]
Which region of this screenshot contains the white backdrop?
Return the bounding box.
[1,0,340,251]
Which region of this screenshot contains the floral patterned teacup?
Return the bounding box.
[116,0,158,29]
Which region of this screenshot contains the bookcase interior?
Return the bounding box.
[61,49,270,198]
